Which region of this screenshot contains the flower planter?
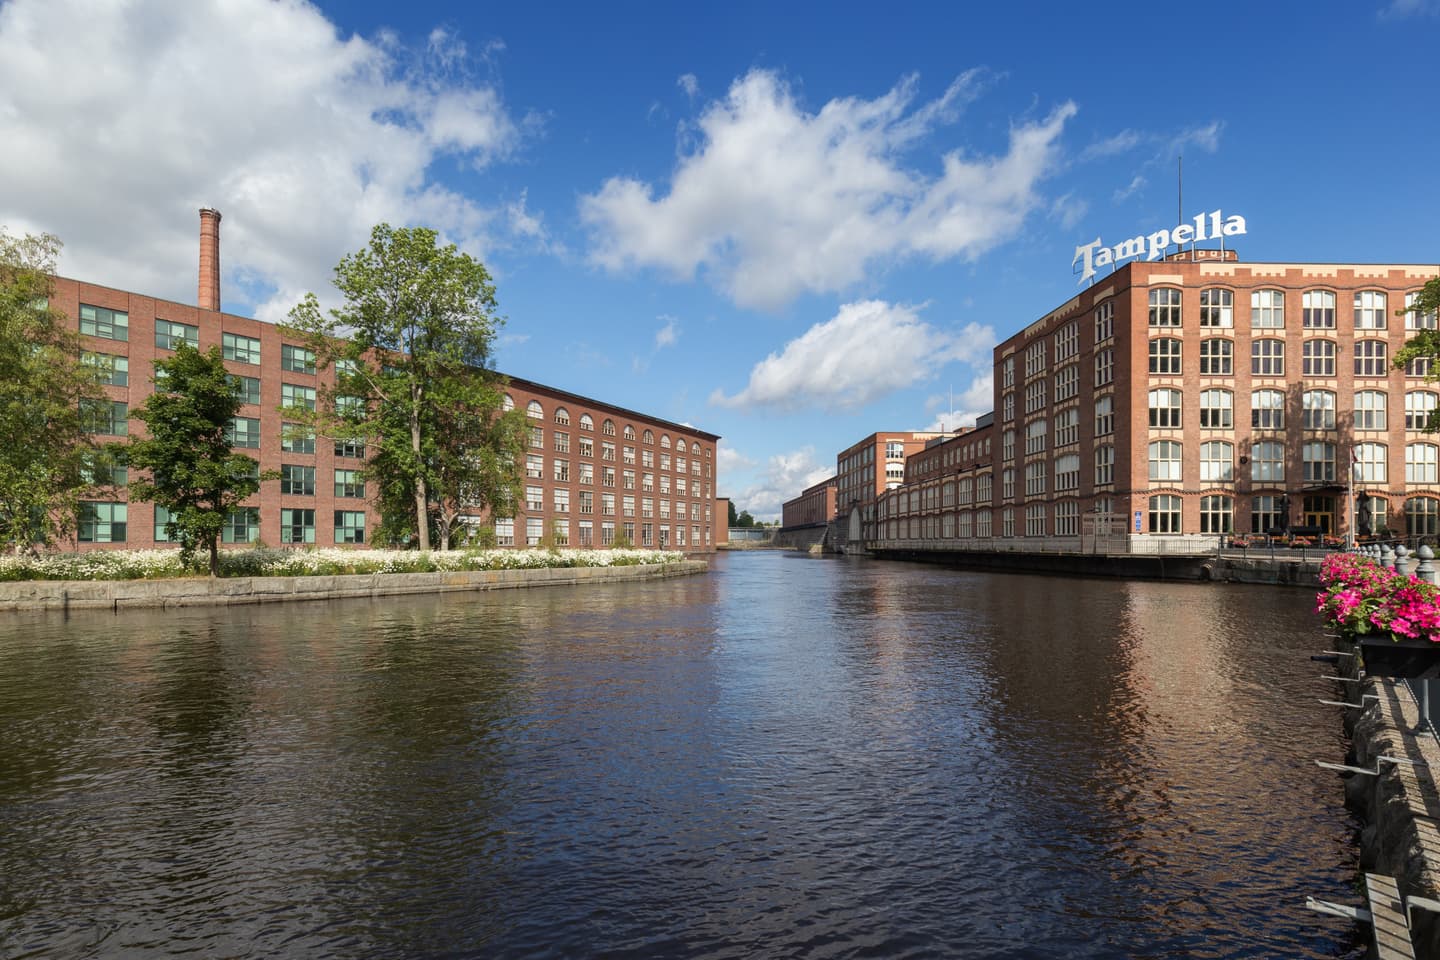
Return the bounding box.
[1359,634,1440,679]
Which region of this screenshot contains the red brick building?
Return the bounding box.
[781,477,837,530]
[874,252,1440,549]
[62,211,721,552]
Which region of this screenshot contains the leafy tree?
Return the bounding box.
[126,344,269,575]
[1395,277,1440,429]
[727,500,737,527]
[285,224,523,551]
[0,230,109,552]
[736,510,755,528]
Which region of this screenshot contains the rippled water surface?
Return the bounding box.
[1,554,1363,958]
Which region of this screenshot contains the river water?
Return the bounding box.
[0,553,1363,958]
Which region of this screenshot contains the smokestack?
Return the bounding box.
[198,208,222,311]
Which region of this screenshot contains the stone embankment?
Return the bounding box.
[1333,644,1440,958]
[0,560,708,612]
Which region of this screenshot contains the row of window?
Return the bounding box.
[1148,336,1430,377]
[879,495,1440,539]
[521,487,709,520]
[79,504,366,544]
[1145,388,1439,432]
[493,517,709,548]
[513,398,706,454]
[1146,288,1435,331]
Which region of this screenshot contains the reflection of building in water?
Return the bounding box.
[855,254,1440,547]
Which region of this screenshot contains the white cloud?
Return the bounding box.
[726,446,833,522]
[716,444,755,475]
[710,299,994,411]
[0,0,536,324]
[920,373,993,432]
[677,73,700,98]
[1080,130,1142,160]
[1113,174,1146,202]
[655,316,679,348]
[581,69,1075,310]
[1379,0,1439,18]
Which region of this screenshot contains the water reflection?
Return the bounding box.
[0,555,1362,958]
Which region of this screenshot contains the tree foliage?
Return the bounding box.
[736,510,755,528]
[1394,277,1440,429]
[0,230,109,552]
[126,344,268,575]
[727,500,738,527]
[285,223,524,550]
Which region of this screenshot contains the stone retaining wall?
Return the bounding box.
[1334,646,1440,958]
[0,560,709,612]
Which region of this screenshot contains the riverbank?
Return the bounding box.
[0,559,709,612]
[865,547,1322,586]
[1333,642,1440,958]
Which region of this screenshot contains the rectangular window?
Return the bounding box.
[79,304,128,341]
[1094,395,1114,437]
[1355,290,1388,330]
[280,464,316,496]
[578,521,593,546]
[281,383,316,412]
[526,485,544,512]
[1054,364,1079,402]
[222,507,260,544]
[554,431,570,453]
[228,416,261,448]
[1094,446,1114,486]
[84,399,128,436]
[281,344,316,374]
[526,454,544,479]
[580,437,595,458]
[281,423,315,454]
[223,332,262,364]
[1199,338,1233,375]
[155,319,199,351]
[1094,348,1113,387]
[554,459,571,483]
[602,442,616,462]
[1094,301,1114,342]
[1303,290,1336,329]
[335,469,364,498]
[1054,321,1078,361]
[579,490,593,514]
[82,352,128,386]
[334,510,365,544]
[334,437,364,459]
[1055,409,1079,447]
[494,518,515,546]
[1302,340,1336,377]
[230,374,261,406]
[281,508,316,544]
[77,501,127,542]
[1054,454,1079,492]
[623,495,636,518]
[553,488,571,514]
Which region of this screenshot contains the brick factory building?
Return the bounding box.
[61,210,721,552]
[870,251,1440,550]
[780,477,837,531]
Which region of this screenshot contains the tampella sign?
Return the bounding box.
[1072,210,1248,284]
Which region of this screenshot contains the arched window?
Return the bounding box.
[1148,440,1182,481]
[1355,390,1387,431]
[1355,290,1388,330]
[526,400,543,419]
[502,394,514,411]
[1354,339,1388,377]
[1149,338,1182,375]
[1199,495,1233,534]
[643,429,654,444]
[1199,389,1232,429]
[1199,338,1233,375]
[1252,338,1285,376]
[1251,441,1285,483]
[1302,390,1336,430]
[1406,497,1440,537]
[1199,289,1233,328]
[1406,291,1439,331]
[602,419,616,437]
[1199,441,1233,482]
[1302,340,1336,377]
[1149,288,1181,327]
[1303,290,1336,329]
[1251,289,1284,329]
[660,434,672,449]
[676,439,687,453]
[1407,391,1439,431]
[1252,389,1285,430]
[1148,495,1182,533]
[624,424,636,440]
[553,406,570,425]
[1354,442,1387,484]
[1148,388,1182,428]
[579,413,594,431]
[1407,443,1439,484]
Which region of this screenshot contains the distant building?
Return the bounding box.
[873,252,1440,550]
[781,477,836,530]
[59,210,722,552]
[834,430,965,541]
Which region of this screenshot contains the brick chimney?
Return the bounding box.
[198,208,222,311]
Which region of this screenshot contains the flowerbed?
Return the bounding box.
[1315,552,1440,642]
[0,547,686,582]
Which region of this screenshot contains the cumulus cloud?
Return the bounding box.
[710,300,994,411]
[726,446,834,522]
[581,69,1075,310]
[0,0,538,323]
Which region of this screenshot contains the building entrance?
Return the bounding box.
[1302,495,1335,534]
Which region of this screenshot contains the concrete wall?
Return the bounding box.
[0,560,709,612]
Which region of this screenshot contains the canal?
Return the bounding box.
[0,552,1362,958]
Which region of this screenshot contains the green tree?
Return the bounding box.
[285,224,522,551]
[1396,277,1440,429]
[736,509,755,528]
[0,230,109,552]
[727,500,738,527]
[126,344,268,575]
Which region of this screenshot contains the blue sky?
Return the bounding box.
[2,0,1437,519]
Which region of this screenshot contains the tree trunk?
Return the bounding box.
[209,537,219,578]
[411,398,430,552]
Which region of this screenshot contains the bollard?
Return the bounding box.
[1396,545,1412,578]
[1383,544,1396,570]
[1419,545,1437,586]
